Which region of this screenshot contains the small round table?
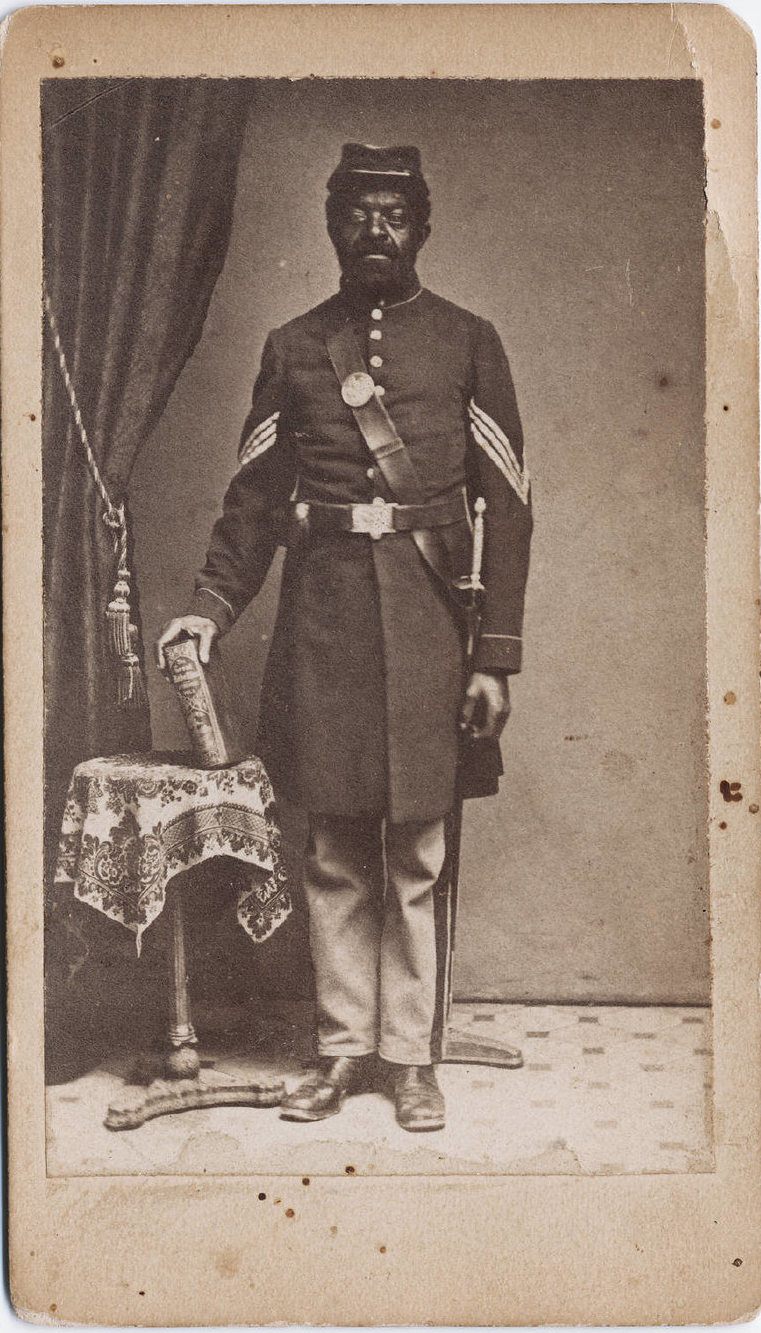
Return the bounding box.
[55,752,292,1129]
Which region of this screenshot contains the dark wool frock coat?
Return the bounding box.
[191,284,533,824]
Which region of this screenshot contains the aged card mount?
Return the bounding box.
[4,4,761,1328]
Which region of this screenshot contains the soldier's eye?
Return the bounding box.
[388,212,407,227]
[349,208,367,223]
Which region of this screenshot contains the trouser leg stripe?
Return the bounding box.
[430,811,456,1063]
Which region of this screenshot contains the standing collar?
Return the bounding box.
[338,277,424,317]
[383,286,424,310]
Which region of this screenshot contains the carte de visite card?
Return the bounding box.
[3,4,760,1325]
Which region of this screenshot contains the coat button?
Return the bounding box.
[370,354,383,368]
[371,307,383,320]
[366,466,376,480]
[369,328,382,340]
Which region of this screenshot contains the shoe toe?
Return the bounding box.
[280,1082,339,1121]
[397,1102,445,1131]
[393,1067,445,1131]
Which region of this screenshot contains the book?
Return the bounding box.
[163,635,247,768]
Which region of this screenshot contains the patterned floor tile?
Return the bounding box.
[46,1003,713,1177]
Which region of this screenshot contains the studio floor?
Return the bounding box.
[46,1002,713,1178]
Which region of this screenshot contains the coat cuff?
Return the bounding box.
[474,632,523,674]
[188,586,236,634]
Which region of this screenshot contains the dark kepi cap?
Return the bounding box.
[327,142,430,212]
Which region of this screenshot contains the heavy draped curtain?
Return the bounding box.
[43,78,252,867]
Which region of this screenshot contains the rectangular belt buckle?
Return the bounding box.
[351,499,395,540]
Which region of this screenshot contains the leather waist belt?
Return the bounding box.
[290,494,467,541]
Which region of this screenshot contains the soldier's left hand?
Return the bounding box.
[460,672,511,741]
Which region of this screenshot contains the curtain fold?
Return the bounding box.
[42,78,252,870]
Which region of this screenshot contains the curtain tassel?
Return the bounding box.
[117,646,148,710]
[104,509,147,712]
[44,283,150,718]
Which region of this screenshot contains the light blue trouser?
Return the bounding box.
[303,813,447,1065]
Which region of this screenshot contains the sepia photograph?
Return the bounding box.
[43,71,711,1177]
[4,5,760,1325]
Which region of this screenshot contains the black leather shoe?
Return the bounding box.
[280,1055,375,1122]
[393,1064,445,1132]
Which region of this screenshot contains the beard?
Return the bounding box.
[340,246,416,297]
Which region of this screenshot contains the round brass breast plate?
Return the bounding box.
[341,371,376,408]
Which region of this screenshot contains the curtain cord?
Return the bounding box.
[43,282,147,712]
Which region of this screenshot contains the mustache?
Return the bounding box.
[352,240,397,259]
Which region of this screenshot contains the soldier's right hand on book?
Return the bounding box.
[156,616,220,673]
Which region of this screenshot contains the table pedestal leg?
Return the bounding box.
[165,889,201,1079]
[105,883,285,1131]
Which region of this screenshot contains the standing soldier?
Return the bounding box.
[157,143,532,1132]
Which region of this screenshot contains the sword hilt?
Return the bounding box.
[452,497,487,601]
[470,497,486,590]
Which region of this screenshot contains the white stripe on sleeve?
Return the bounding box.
[238,410,280,462]
[468,400,530,504]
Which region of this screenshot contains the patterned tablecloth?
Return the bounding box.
[54,753,292,952]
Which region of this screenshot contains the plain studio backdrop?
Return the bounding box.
[131,77,707,1006]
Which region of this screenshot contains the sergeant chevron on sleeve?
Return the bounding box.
[156,142,533,1132]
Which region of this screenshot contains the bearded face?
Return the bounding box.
[328,187,429,297]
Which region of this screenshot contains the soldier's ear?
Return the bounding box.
[325,193,346,243]
[416,221,431,249]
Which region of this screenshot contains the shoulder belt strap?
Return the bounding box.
[325,321,458,593]
[326,322,426,506]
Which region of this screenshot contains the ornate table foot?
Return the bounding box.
[166,1042,202,1079]
[127,1045,202,1086]
[105,1066,285,1131]
[105,886,284,1130]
